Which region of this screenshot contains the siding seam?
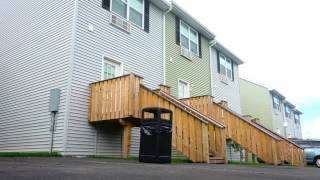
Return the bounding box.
[62,0,79,154]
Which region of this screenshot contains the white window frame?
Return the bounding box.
[178,79,190,99]
[285,105,291,118]
[110,0,145,28]
[294,113,300,124]
[101,57,124,80]
[180,20,199,56]
[219,53,233,80]
[273,96,281,111]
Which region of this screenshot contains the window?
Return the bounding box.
[180,21,199,55]
[103,59,122,79]
[273,96,281,111]
[294,113,300,124]
[285,106,292,118]
[219,54,233,80]
[111,0,144,27]
[178,80,190,99]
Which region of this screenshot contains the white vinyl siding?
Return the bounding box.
[0,0,164,156]
[0,0,75,153]
[180,21,199,55]
[63,0,164,155]
[211,48,242,114]
[111,0,144,28]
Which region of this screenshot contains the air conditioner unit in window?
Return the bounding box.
[180,47,193,60]
[110,13,131,33]
[219,74,229,85]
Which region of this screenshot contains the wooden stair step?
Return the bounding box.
[210,156,224,160]
[209,157,225,164]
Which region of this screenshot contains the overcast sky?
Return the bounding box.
[172,0,320,139]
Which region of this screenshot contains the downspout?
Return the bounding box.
[162,1,173,85]
[209,39,217,97]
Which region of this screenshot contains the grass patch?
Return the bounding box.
[89,156,191,164]
[228,161,266,166]
[171,158,192,164]
[0,152,62,157]
[89,156,139,161]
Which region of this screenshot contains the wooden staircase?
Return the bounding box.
[181,96,305,166]
[88,74,304,166]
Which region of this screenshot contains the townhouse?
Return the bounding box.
[164,2,245,161]
[240,79,303,139]
[0,0,304,166]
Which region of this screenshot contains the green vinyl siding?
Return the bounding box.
[165,13,211,98]
[239,79,274,130]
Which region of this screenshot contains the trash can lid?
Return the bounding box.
[142,107,172,114]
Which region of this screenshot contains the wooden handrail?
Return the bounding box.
[154,89,225,128]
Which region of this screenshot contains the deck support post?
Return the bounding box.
[122,122,132,158]
[271,139,278,165]
[202,123,209,163]
[221,129,228,164]
[159,84,171,95]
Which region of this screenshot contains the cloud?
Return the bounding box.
[301,118,320,139]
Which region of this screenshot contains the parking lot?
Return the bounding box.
[0,157,318,180]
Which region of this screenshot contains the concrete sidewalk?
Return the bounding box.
[0,157,318,180]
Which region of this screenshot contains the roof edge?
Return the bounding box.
[171,1,216,40]
[149,0,170,11]
[213,41,244,65]
[270,89,286,100]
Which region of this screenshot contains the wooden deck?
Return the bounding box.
[89,74,226,163]
[181,96,304,166]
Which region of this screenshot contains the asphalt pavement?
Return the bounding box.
[0,157,318,180]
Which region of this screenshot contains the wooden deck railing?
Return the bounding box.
[89,74,227,163]
[89,74,142,122]
[181,96,304,166]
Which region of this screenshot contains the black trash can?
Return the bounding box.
[139,107,173,163]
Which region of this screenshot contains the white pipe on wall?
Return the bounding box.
[162,1,173,85]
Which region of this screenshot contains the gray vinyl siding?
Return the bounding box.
[0,0,75,152]
[272,101,302,139]
[282,107,302,139]
[130,127,141,157]
[284,113,295,139]
[64,0,165,155]
[227,140,242,162]
[211,48,242,114]
[96,124,123,157]
[294,124,302,139]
